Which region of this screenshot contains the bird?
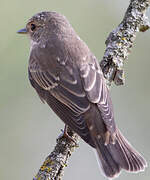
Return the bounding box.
[18,11,147,178]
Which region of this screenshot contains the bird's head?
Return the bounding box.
[17,11,74,43]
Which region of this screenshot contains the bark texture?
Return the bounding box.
[33,0,150,179]
[100,0,150,86]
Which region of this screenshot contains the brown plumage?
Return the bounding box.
[18,11,147,178]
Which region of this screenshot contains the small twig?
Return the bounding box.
[33,0,150,179]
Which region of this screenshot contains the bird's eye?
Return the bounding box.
[30,24,36,31]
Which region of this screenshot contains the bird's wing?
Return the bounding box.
[79,56,116,134]
[29,58,90,115]
[29,44,115,136]
[28,52,94,147]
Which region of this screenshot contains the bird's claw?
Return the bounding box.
[58,126,77,145]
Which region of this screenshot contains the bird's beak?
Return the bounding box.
[17,28,27,34]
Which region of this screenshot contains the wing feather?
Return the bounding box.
[29,43,116,136]
[29,71,95,147]
[79,56,116,134]
[29,50,90,116]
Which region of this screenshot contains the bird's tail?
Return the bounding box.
[94,129,147,178]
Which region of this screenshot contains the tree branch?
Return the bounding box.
[33,0,150,179]
[33,127,79,180]
[100,0,150,86]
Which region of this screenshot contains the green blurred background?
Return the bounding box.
[0,0,150,179]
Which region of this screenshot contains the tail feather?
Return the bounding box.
[95,138,121,178]
[94,129,147,178]
[116,130,147,171]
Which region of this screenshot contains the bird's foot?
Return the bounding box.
[58,125,77,145]
[104,131,116,146]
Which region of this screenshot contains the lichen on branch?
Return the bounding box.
[100,0,150,86]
